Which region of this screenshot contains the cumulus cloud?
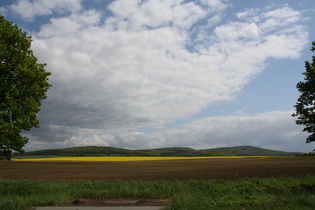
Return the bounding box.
[2,0,308,152]
[25,111,310,152]
[1,0,82,21]
[107,0,208,29]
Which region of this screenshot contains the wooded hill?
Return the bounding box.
[15,146,300,157]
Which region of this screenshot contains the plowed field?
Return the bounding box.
[1,157,315,181]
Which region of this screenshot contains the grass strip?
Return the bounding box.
[1,176,315,210]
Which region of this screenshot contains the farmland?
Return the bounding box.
[12,156,272,162]
[1,157,315,209]
[2,157,315,181]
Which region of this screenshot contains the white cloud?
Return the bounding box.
[2,0,82,21]
[107,0,207,30]
[14,1,309,152]
[25,111,311,152]
[36,9,101,37]
[200,0,230,12]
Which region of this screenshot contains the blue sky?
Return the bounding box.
[1,0,315,152]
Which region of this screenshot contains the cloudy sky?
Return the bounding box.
[1,0,315,152]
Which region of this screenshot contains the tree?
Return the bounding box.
[0,16,51,160]
[292,41,315,145]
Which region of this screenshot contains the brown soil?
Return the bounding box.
[1,157,315,181]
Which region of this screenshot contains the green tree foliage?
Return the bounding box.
[16,145,295,157]
[0,16,51,159]
[293,41,315,144]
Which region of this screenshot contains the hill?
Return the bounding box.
[15,145,299,157]
[199,146,293,156]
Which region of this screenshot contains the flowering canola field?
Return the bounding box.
[13,156,273,161]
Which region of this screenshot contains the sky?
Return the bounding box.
[1,0,315,152]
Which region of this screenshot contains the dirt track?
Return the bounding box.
[1,157,315,181]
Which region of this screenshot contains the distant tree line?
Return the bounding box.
[13,146,298,158]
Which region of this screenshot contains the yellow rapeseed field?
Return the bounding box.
[12,156,274,161]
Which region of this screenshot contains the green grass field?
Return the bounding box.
[1,176,315,210]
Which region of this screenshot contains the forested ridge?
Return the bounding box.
[15,145,299,157]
